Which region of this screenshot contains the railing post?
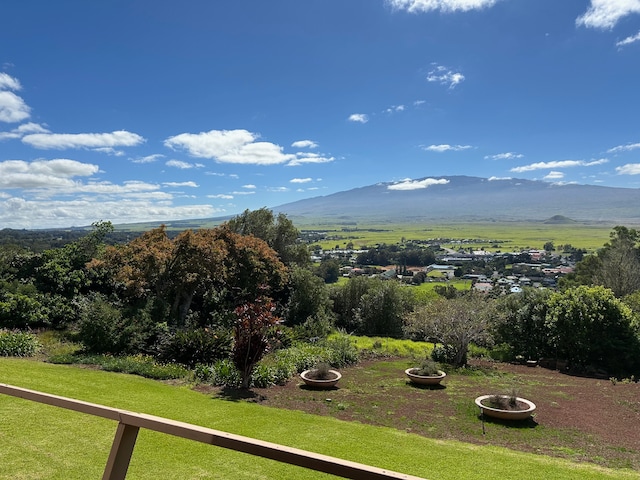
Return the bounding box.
[102,421,140,480]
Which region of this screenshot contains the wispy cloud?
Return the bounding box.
[291,139,318,149]
[290,177,312,184]
[616,163,640,175]
[207,194,234,199]
[607,142,640,154]
[543,171,565,180]
[488,176,512,181]
[23,130,145,150]
[511,159,608,173]
[484,152,524,160]
[426,64,465,89]
[423,144,472,152]
[387,0,499,13]
[0,122,49,141]
[165,159,200,169]
[0,73,31,123]
[388,177,449,190]
[242,184,256,189]
[577,0,640,29]
[287,152,335,166]
[132,154,164,164]
[348,113,369,123]
[162,181,198,188]
[384,105,405,114]
[616,30,640,47]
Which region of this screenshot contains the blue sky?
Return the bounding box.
[1,0,640,228]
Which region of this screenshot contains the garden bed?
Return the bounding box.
[209,358,640,471]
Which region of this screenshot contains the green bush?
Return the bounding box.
[159,327,232,367]
[0,330,41,357]
[0,292,47,329]
[207,359,242,388]
[100,355,189,380]
[431,344,457,364]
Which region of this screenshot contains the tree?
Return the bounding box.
[404,293,496,367]
[494,288,553,360]
[283,266,333,328]
[226,208,309,266]
[232,298,279,388]
[546,285,640,377]
[564,226,640,298]
[315,258,340,283]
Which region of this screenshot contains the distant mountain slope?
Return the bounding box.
[272,176,640,224]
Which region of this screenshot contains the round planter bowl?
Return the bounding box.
[475,395,536,420]
[300,369,342,389]
[405,368,446,385]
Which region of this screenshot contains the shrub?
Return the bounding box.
[0,330,41,357]
[77,296,130,354]
[431,344,457,364]
[324,333,359,367]
[99,355,188,380]
[159,327,232,367]
[207,359,242,388]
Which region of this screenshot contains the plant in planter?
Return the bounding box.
[475,389,536,421]
[405,358,446,385]
[300,362,342,389]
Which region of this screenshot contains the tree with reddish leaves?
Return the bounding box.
[232,297,279,389]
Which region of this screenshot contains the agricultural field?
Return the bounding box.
[301,221,619,253]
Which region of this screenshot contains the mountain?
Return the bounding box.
[271,176,640,224]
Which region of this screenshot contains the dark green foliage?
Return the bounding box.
[330,277,414,337]
[0,330,41,357]
[547,285,640,377]
[431,344,457,364]
[494,288,553,361]
[159,327,232,368]
[315,258,340,283]
[0,291,47,329]
[284,266,334,328]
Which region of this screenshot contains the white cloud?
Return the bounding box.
[287,152,335,166]
[0,122,49,141]
[0,73,22,91]
[348,113,369,123]
[426,64,465,89]
[0,196,218,229]
[423,144,472,152]
[166,159,196,169]
[0,73,31,123]
[413,100,426,106]
[616,30,640,47]
[543,171,565,180]
[484,152,524,160]
[384,105,406,113]
[616,163,640,175]
[577,0,640,29]
[231,191,255,195]
[162,181,198,188]
[607,142,640,153]
[207,194,234,199]
[132,154,164,164]
[511,159,608,173]
[488,176,512,181]
[22,130,145,150]
[268,186,289,192]
[291,139,318,149]
[0,159,99,189]
[387,0,499,13]
[388,178,450,190]
[165,129,303,166]
[290,177,312,183]
[242,184,257,189]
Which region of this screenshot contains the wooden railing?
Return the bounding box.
[0,383,425,480]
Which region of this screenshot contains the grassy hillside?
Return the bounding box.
[1,359,637,479]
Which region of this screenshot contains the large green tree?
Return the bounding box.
[546,285,640,377]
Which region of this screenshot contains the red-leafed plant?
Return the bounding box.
[232,297,279,388]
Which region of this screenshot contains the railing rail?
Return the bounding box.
[0,383,425,480]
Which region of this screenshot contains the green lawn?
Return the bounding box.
[1,359,637,479]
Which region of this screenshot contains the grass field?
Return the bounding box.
[1,358,637,480]
[303,221,619,253]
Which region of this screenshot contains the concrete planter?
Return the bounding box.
[404,368,447,386]
[300,369,342,389]
[475,395,536,420]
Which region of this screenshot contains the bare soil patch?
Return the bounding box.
[207,358,640,471]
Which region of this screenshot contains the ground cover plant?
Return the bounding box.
[1,358,638,480]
